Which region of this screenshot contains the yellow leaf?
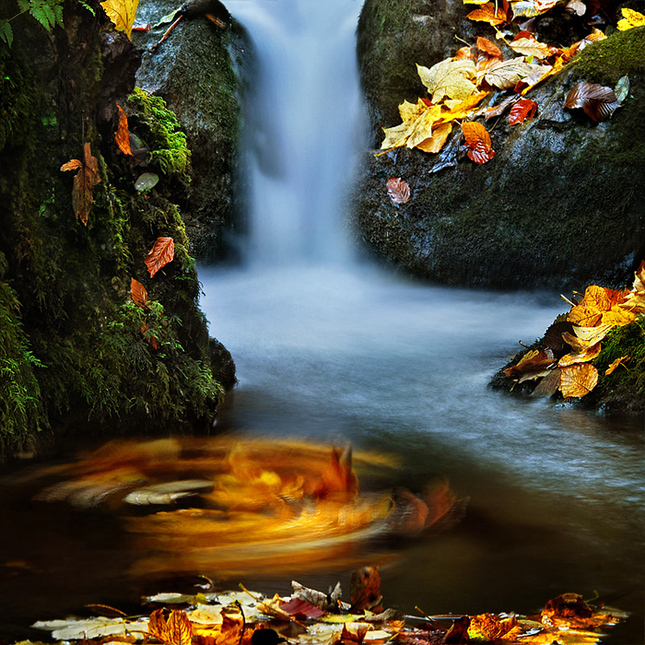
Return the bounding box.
[558,342,601,367]
[559,363,598,398]
[481,58,544,90]
[417,59,477,103]
[605,356,630,375]
[380,122,411,151]
[416,122,453,153]
[466,2,508,25]
[601,306,636,327]
[510,32,557,58]
[380,104,441,151]
[617,7,645,30]
[574,323,612,345]
[567,285,614,326]
[101,0,140,39]
[406,105,442,149]
[398,98,429,125]
[435,91,490,125]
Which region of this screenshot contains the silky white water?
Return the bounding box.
[199,0,643,639]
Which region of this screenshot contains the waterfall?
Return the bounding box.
[228,0,366,266]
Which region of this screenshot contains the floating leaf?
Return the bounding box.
[605,355,630,375]
[60,142,102,226]
[130,277,148,308]
[508,98,537,124]
[145,236,175,277]
[100,0,140,39]
[617,7,645,30]
[115,104,133,156]
[564,81,621,122]
[461,122,495,164]
[386,177,411,204]
[417,59,477,103]
[559,363,598,398]
[135,171,159,193]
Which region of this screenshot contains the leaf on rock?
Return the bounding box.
[503,348,555,380]
[564,81,621,122]
[617,7,645,30]
[481,58,544,90]
[558,341,601,367]
[100,0,140,39]
[466,2,508,25]
[508,98,537,124]
[145,237,175,277]
[416,122,453,153]
[115,104,133,156]
[559,363,598,398]
[135,171,159,193]
[510,31,557,58]
[510,0,557,18]
[567,285,624,327]
[476,36,502,58]
[417,59,477,103]
[605,355,630,375]
[386,177,411,204]
[614,75,630,103]
[60,142,102,226]
[461,122,495,164]
[279,597,326,619]
[61,159,83,171]
[131,278,148,308]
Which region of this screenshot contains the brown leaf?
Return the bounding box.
[167,610,192,645]
[508,98,537,125]
[476,36,502,58]
[461,122,495,164]
[350,566,382,612]
[503,348,555,380]
[141,325,158,350]
[145,236,175,277]
[116,104,133,156]
[279,597,325,619]
[61,159,83,171]
[510,31,557,58]
[130,278,148,308]
[559,363,598,398]
[564,81,621,122]
[386,177,411,204]
[531,367,562,398]
[61,142,101,226]
[484,95,520,120]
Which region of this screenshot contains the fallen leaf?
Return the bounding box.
[614,75,630,103]
[135,171,159,193]
[503,348,555,379]
[558,341,601,367]
[484,95,520,120]
[130,278,148,308]
[145,237,175,277]
[567,285,619,326]
[605,355,630,375]
[476,36,502,58]
[466,2,508,25]
[531,368,562,397]
[617,7,645,30]
[115,104,133,156]
[510,0,557,18]
[386,177,411,204]
[481,58,544,90]
[417,59,477,103]
[508,98,537,124]
[60,142,102,226]
[350,566,382,612]
[559,363,598,398]
[416,122,453,153]
[564,0,586,15]
[461,122,495,164]
[510,31,557,58]
[101,0,140,39]
[564,81,621,122]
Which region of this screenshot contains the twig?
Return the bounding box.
[149,14,183,53]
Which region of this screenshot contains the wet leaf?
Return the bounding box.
[476,36,502,58]
[130,278,148,308]
[60,142,102,226]
[564,81,621,122]
[508,98,537,124]
[605,355,630,375]
[614,75,630,103]
[101,0,140,39]
[531,367,562,398]
[510,0,558,18]
[567,285,619,326]
[558,341,601,367]
[617,7,645,30]
[135,171,159,192]
[503,348,555,379]
[145,236,175,277]
[559,363,598,398]
[466,2,508,25]
[417,59,477,103]
[416,122,452,153]
[481,58,543,90]
[484,95,520,120]
[461,122,495,164]
[510,31,557,58]
[115,104,133,156]
[386,177,411,204]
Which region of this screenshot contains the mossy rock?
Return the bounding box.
[353,26,645,290]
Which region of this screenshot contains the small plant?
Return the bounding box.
[0,0,64,47]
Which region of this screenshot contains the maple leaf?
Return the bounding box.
[417,59,477,103]
[115,104,133,156]
[130,277,148,308]
[145,237,175,277]
[617,7,645,30]
[508,98,537,125]
[60,142,102,226]
[386,177,411,204]
[466,2,508,25]
[510,31,558,58]
[564,81,621,122]
[101,0,140,39]
[461,122,495,164]
[416,122,452,153]
[435,91,490,125]
[559,363,598,398]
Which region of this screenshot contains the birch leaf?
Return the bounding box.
[417,59,477,103]
[145,237,175,277]
[101,0,140,39]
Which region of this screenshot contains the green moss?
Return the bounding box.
[127,87,191,181]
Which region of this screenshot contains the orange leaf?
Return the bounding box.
[503,348,555,380]
[466,2,508,25]
[130,278,148,308]
[559,363,598,398]
[476,36,502,58]
[168,610,192,645]
[567,285,623,327]
[461,122,495,164]
[60,159,83,171]
[605,355,630,375]
[145,236,175,277]
[508,98,537,125]
[558,341,601,367]
[350,566,382,612]
[149,609,171,644]
[386,177,410,204]
[115,104,133,156]
[61,142,101,226]
[142,325,159,350]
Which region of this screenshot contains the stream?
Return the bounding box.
[0,0,643,643]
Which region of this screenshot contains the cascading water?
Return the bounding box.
[229,0,366,265]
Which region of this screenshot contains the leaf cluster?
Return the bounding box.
[0,0,64,47]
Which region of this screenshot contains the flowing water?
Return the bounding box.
[0,1,643,643]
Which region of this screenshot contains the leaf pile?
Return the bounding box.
[29,580,627,645]
[501,261,645,401]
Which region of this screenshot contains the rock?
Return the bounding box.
[354,12,645,290]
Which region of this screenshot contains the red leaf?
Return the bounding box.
[145,237,175,277]
[130,278,148,308]
[461,122,495,164]
[141,325,158,350]
[508,98,538,125]
[115,104,133,156]
[279,598,325,619]
[60,142,101,226]
[386,177,411,204]
[476,36,502,58]
[564,81,620,122]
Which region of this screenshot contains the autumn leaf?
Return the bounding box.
[510,31,557,58]
[508,98,537,125]
[605,355,630,375]
[617,7,645,30]
[564,81,621,122]
[417,59,477,103]
[466,2,508,25]
[60,142,102,226]
[145,237,175,277]
[101,0,140,39]
[386,177,410,204]
[130,278,148,308]
[558,341,601,367]
[476,36,502,58]
[559,363,598,398]
[350,566,382,612]
[503,348,555,380]
[480,58,544,90]
[416,122,452,153]
[141,325,159,350]
[510,0,558,18]
[567,285,625,327]
[149,609,192,645]
[461,122,495,164]
[115,104,133,156]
